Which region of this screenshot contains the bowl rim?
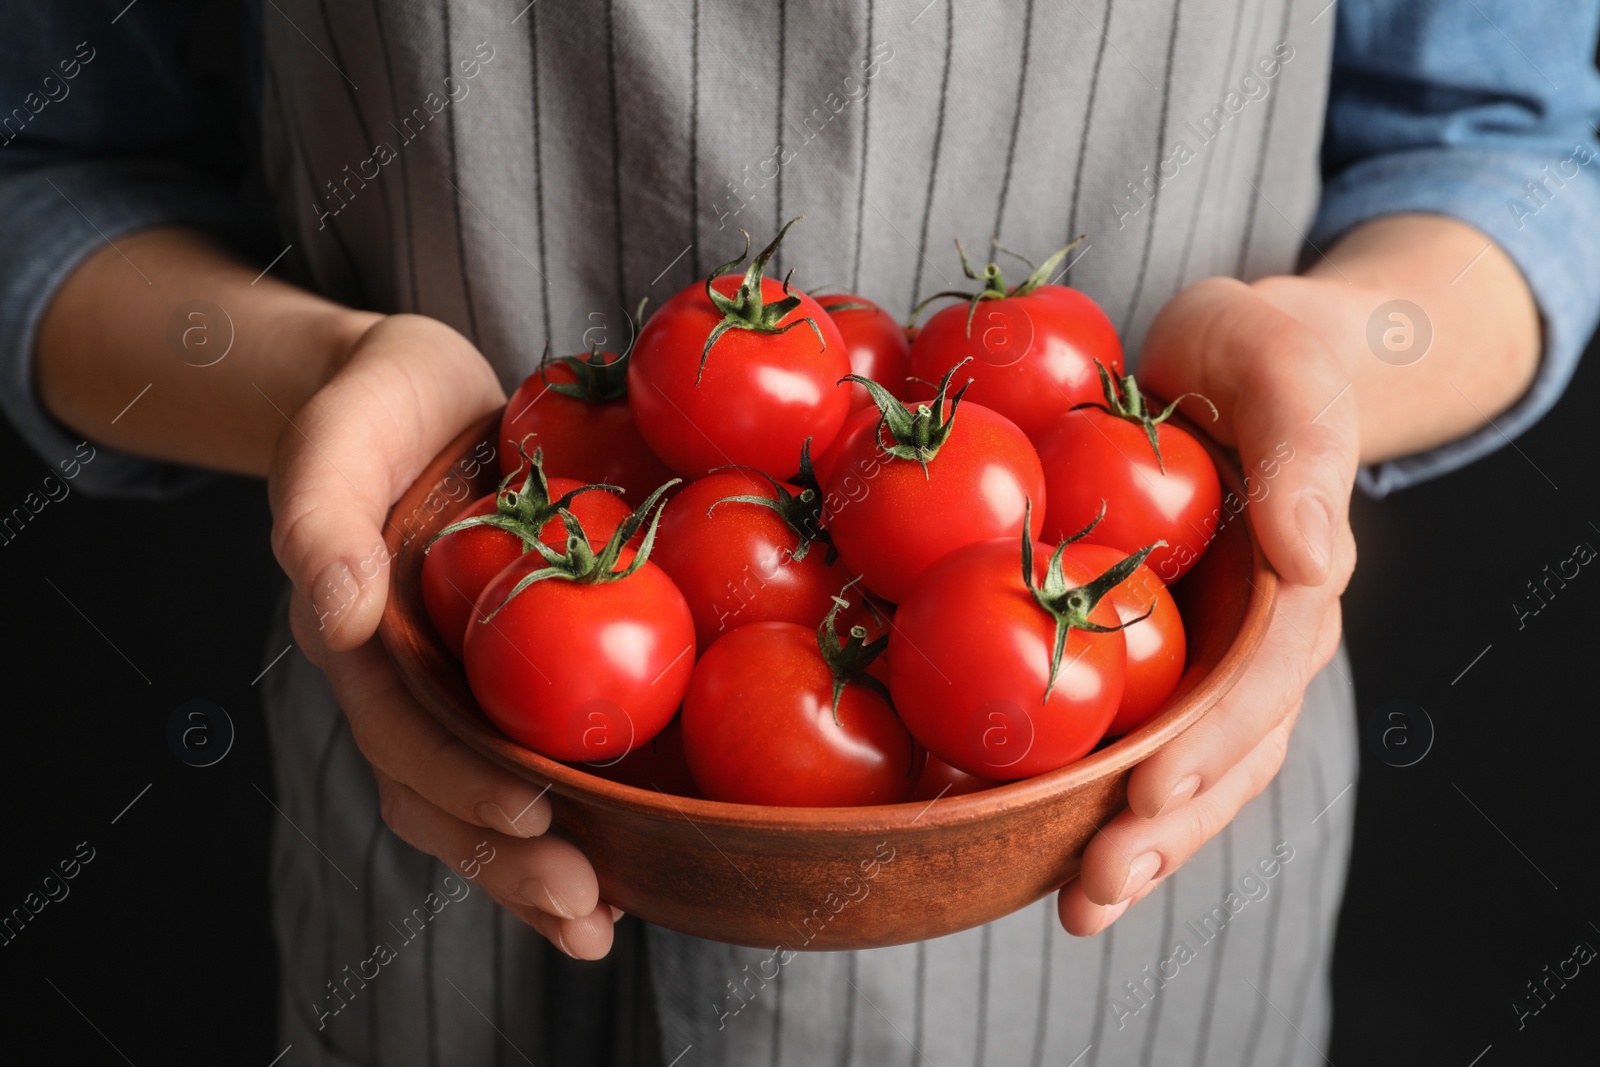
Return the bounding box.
[380,406,1276,835]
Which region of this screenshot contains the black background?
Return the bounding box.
[3,334,1597,1064]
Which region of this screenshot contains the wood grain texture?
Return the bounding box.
[378,409,1276,950]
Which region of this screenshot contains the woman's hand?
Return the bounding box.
[267,314,621,958]
[1059,214,1540,934]
[36,230,621,957]
[1058,276,1360,934]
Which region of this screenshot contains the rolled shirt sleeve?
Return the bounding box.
[1313,0,1600,496]
[0,2,267,498]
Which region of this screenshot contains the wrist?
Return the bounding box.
[286,306,387,416]
[1256,215,1541,465]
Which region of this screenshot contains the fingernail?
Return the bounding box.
[1091,898,1131,935]
[1295,495,1332,573]
[478,800,540,837]
[311,560,360,632]
[1115,852,1162,903]
[608,905,625,923]
[524,883,582,921]
[476,802,514,834]
[518,878,578,919]
[1156,774,1201,816]
[555,930,574,958]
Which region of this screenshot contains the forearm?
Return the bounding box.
[35,226,382,477]
[1255,213,1541,467]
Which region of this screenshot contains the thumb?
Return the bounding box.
[1141,279,1360,587]
[267,315,505,653]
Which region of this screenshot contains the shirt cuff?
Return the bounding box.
[0,157,265,498]
[1311,145,1600,497]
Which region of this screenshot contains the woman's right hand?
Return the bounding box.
[267,313,620,959]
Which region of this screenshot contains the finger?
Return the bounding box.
[1058,882,1129,938]
[375,771,600,921]
[1139,279,1361,587]
[268,316,504,652]
[318,631,554,838]
[1124,578,1345,818]
[504,898,618,960]
[1060,712,1296,934]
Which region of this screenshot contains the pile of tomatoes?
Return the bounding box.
[420,220,1223,808]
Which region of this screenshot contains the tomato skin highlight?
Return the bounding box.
[420,486,632,660]
[823,401,1046,604]
[823,294,913,411]
[649,470,851,652]
[681,622,917,807]
[1059,543,1186,737]
[462,550,695,763]
[888,537,1126,779]
[627,275,852,480]
[1035,406,1222,583]
[499,358,676,502]
[909,285,1122,441]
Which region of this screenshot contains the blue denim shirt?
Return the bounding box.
[3,0,1598,498]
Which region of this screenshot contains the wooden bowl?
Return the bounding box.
[379,410,1275,951]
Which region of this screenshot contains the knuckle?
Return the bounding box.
[1179,800,1214,857]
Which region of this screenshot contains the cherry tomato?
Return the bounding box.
[909,242,1122,441]
[628,221,851,480]
[575,714,700,797]
[650,466,851,651]
[824,364,1046,603]
[421,453,632,659]
[462,488,695,763]
[500,350,675,502]
[820,294,912,411]
[1060,543,1186,737]
[1036,365,1222,583]
[681,617,916,807]
[888,532,1131,779]
[911,753,1001,800]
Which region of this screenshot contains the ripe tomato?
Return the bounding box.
[1059,543,1186,737]
[681,598,916,806]
[820,294,912,411]
[911,753,1000,800]
[650,458,851,651]
[824,361,1046,603]
[500,345,675,502]
[908,241,1122,441]
[462,485,695,763]
[888,522,1153,778]
[627,221,851,480]
[421,449,632,659]
[576,714,701,798]
[1036,363,1221,583]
